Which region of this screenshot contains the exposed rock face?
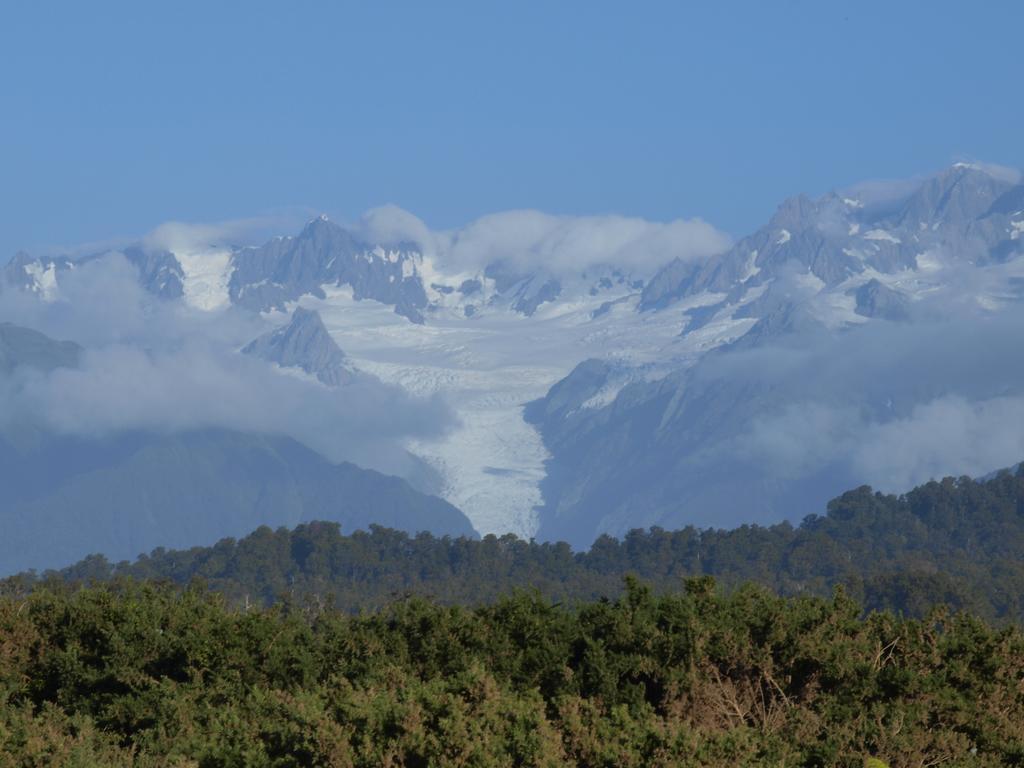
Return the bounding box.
[2,253,73,299]
[120,246,185,299]
[851,279,910,321]
[229,216,429,323]
[242,307,355,387]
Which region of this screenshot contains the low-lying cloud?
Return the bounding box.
[0,253,454,478]
[719,301,1024,496]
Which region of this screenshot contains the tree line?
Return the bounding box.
[10,467,1024,622]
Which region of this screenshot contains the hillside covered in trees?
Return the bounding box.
[12,467,1024,622]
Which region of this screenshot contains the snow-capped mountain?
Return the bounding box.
[5,162,1024,548]
[529,163,1024,546]
[3,246,185,302]
[641,164,1024,332]
[230,216,430,323]
[9,164,1022,331]
[5,214,659,325]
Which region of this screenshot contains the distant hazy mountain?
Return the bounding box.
[0,323,474,574]
[9,164,1021,333]
[0,322,80,373]
[0,428,475,575]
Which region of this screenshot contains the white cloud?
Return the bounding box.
[143,213,307,254]
[0,253,454,478]
[853,395,1024,491]
[952,160,1022,185]
[839,176,924,210]
[7,340,452,473]
[725,303,1024,497]
[355,204,438,256]
[739,394,1024,495]
[356,205,730,277]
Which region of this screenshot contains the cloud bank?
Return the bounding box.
[717,302,1024,495]
[0,253,454,478]
[143,213,311,255]
[356,205,731,277]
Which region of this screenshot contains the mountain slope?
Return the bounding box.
[0,429,475,575]
[0,322,81,373]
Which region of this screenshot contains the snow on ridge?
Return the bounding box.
[174,248,234,311]
[915,251,944,272]
[740,250,760,282]
[297,282,696,539]
[23,261,60,302]
[843,247,867,261]
[863,229,901,244]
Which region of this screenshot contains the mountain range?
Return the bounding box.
[2,162,1023,564]
[529,163,1024,544]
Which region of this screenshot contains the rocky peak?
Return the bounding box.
[892,164,1016,229]
[241,308,354,387]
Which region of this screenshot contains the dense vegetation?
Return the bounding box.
[15,467,1024,622]
[3,469,1024,764]
[3,579,1024,766]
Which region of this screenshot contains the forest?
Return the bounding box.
[13,467,1024,623]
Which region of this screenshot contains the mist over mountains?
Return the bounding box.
[531,163,1024,544]
[2,162,1023,568]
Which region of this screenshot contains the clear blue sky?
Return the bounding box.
[1,0,1021,259]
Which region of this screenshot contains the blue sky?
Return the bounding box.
[1,0,1021,260]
